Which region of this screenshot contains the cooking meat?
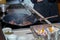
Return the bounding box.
[3,13,37,26]
[9,20,16,25]
[22,21,32,26]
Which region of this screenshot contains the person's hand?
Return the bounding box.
[37,0,43,2]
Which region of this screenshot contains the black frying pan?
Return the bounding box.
[1,9,39,28]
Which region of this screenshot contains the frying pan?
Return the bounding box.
[1,9,38,27]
